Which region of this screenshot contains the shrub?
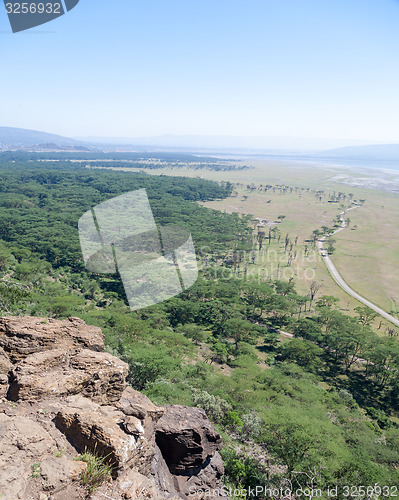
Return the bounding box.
[191,388,232,423]
[76,450,113,495]
[240,413,262,440]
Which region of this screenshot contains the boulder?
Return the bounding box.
[118,386,164,421]
[151,444,183,498]
[8,348,128,404]
[54,395,155,475]
[155,406,222,474]
[0,316,104,363]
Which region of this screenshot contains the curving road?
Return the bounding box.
[317,204,399,328]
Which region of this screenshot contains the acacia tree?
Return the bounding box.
[316,295,339,309]
[308,281,321,308]
[278,338,324,372]
[318,309,374,370]
[354,306,378,326]
[311,230,321,246]
[223,318,257,350]
[257,231,266,250]
[326,238,336,254]
[365,338,399,389]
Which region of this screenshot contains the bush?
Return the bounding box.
[225,411,244,432]
[191,388,232,423]
[240,413,262,440]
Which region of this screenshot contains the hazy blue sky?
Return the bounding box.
[1,0,399,143]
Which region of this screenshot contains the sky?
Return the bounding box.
[1,0,399,145]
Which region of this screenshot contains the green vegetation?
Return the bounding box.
[0,150,249,171]
[30,463,41,479]
[142,159,398,317]
[0,159,398,495]
[76,450,113,495]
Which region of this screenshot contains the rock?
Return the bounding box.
[118,386,165,423]
[0,316,104,363]
[0,316,225,499]
[0,347,12,396]
[8,348,128,404]
[122,415,145,436]
[0,346,12,374]
[0,413,57,499]
[54,395,156,475]
[151,444,181,497]
[156,405,222,474]
[69,460,88,481]
[40,456,87,493]
[106,469,183,500]
[174,452,227,499]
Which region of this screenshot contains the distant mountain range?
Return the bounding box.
[321,144,399,161]
[0,127,81,148]
[75,134,372,152]
[2,127,399,161]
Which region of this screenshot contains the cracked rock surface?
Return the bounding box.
[0,316,225,500]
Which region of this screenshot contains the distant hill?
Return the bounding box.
[75,134,365,152]
[0,127,81,148]
[322,144,399,161]
[18,142,93,152]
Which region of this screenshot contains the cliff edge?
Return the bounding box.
[0,316,225,500]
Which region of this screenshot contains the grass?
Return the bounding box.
[76,450,113,495]
[200,186,379,319]
[332,189,399,312]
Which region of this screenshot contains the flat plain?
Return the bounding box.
[93,158,399,328]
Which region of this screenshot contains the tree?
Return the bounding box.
[278,338,324,372]
[293,318,323,342]
[326,238,336,254]
[311,230,321,245]
[125,345,181,390]
[308,281,321,307]
[241,281,273,315]
[316,295,339,309]
[222,318,257,350]
[354,306,378,326]
[265,420,313,479]
[365,338,399,389]
[257,230,266,250]
[318,310,374,370]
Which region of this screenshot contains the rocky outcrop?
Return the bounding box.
[0,316,104,363]
[156,405,222,474]
[8,348,128,403]
[0,316,225,500]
